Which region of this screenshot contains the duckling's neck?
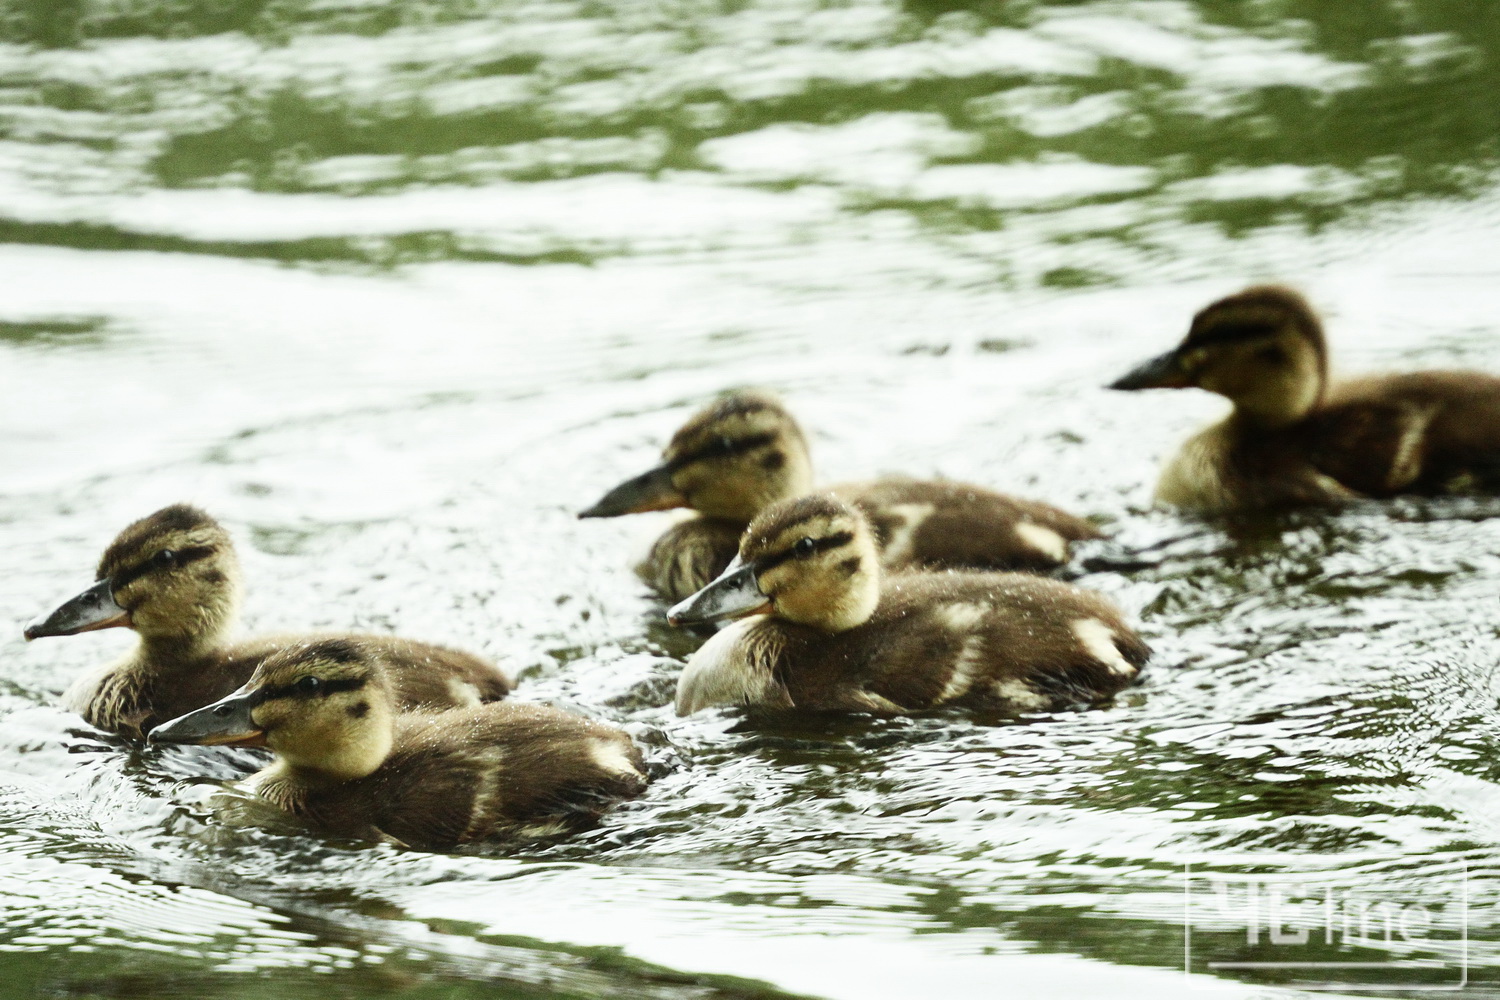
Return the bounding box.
[1227,351,1327,429]
[270,716,395,786]
[127,579,243,672]
[129,629,229,674]
[256,757,367,796]
[1228,387,1321,432]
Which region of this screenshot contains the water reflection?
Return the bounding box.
[0,1,1489,268]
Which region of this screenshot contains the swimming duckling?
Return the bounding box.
[24,504,513,739]
[580,389,1100,601]
[1110,285,1500,511]
[667,494,1149,717]
[149,639,646,849]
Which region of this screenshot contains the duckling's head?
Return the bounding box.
[1109,286,1329,427]
[24,504,241,649]
[579,389,814,523]
[149,638,395,781]
[668,494,880,634]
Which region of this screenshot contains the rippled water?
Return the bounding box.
[3,1,1500,996]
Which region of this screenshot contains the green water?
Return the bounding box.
[2,1,1499,997]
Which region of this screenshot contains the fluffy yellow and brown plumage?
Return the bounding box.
[1110,285,1500,511]
[581,389,1100,601]
[668,494,1148,717]
[149,639,646,849]
[25,504,513,739]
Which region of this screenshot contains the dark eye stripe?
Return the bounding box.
[250,675,367,707]
[109,545,216,590]
[666,432,777,472]
[1190,321,1278,348]
[755,530,855,573]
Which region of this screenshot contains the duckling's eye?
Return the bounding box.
[295,675,322,695]
[794,536,817,558]
[153,549,177,569]
[717,435,737,455]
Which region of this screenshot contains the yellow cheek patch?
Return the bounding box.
[757,563,797,597]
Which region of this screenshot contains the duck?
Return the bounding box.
[1109,285,1500,512]
[148,638,646,849]
[23,504,514,740]
[579,388,1101,601]
[667,493,1149,717]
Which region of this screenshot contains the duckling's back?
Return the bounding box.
[288,702,646,849]
[787,573,1148,714]
[1307,370,1500,496]
[832,478,1101,574]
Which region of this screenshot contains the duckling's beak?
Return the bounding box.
[148,687,266,747]
[579,464,687,519]
[1108,350,1191,391]
[23,579,130,641]
[667,556,772,626]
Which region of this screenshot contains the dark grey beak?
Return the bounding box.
[579,464,687,519]
[1108,350,1191,391]
[667,556,771,626]
[24,579,129,640]
[148,687,266,747]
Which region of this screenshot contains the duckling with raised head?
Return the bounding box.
[1110,285,1500,511]
[580,389,1101,601]
[668,494,1149,717]
[24,504,514,739]
[149,639,646,849]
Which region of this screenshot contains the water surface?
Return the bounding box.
[2,1,1500,996]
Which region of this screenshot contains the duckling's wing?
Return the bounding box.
[348,737,511,850]
[384,706,647,845]
[835,575,1148,714]
[355,636,515,709]
[1308,371,1500,496]
[1300,396,1433,496]
[835,478,1098,574]
[639,516,744,602]
[1387,373,1500,492]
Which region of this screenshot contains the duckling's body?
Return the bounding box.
[669,495,1148,717]
[584,390,1100,601]
[1113,286,1500,512]
[64,632,510,742]
[27,505,513,739]
[151,640,646,849]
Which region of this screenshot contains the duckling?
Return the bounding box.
[580,389,1101,601]
[1109,285,1500,511]
[667,494,1149,717]
[24,504,513,739]
[148,639,646,849]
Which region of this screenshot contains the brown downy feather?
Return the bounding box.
[34,505,512,739]
[583,388,1100,602]
[1112,286,1500,511]
[638,517,744,603]
[154,640,646,849]
[833,477,1101,574]
[673,495,1147,717]
[258,704,647,848]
